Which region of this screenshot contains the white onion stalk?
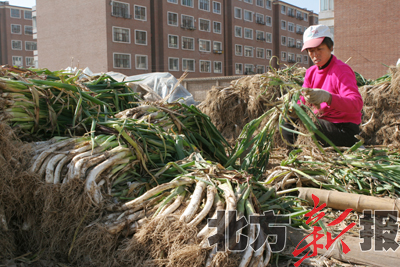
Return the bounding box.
[45,153,67,183]
[238,201,256,267]
[188,185,216,227]
[117,177,195,211]
[85,150,131,203]
[106,210,146,234]
[180,181,207,223]
[197,195,225,240]
[30,138,77,173]
[160,193,186,216]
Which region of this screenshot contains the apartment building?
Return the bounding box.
[334,0,400,79]
[36,0,318,77]
[319,0,334,40]
[0,1,35,68]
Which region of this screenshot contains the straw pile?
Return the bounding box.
[198,67,306,142]
[360,65,400,146]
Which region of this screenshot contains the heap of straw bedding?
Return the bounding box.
[199,67,306,142]
[360,65,400,146]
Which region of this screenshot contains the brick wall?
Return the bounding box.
[334,0,400,79]
[183,75,245,101]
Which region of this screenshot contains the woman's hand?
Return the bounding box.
[303,89,332,105]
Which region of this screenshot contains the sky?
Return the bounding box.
[11,0,320,13]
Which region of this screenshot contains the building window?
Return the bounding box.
[321,0,334,11]
[235,44,243,56]
[288,53,295,63]
[244,10,253,22]
[181,0,194,8]
[244,0,253,3]
[281,36,287,46]
[304,13,308,21]
[266,49,272,59]
[256,31,265,41]
[169,57,179,71]
[244,46,253,57]
[245,64,254,74]
[112,1,130,18]
[168,35,179,48]
[214,61,222,73]
[266,32,272,43]
[288,22,294,32]
[24,25,33,35]
[182,37,195,50]
[315,17,319,24]
[235,26,242,38]
[296,10,303,19]
[296,24,303,34]
[11,40,22,50]
[113,27,130,43]
[256,48,264,58]
[213,41,222,53]
[114,53,131,69]
[134,5,146,20]
[24,10,32,19]
[135,30,147,45]
[25,41,37,51]
[288,7,294,17]
[168,0,178,3]
[213,21,221,34]
[256,65,265,74]
[168,12,178,26]
[288,37,295,47]
[199,18,211,32]
[199,0,210,11]
[26,57,34,67]
[213,1,221,14]
[297,39,302,49]
[297,54,302,63]
[235,63,243,75]
[244,28,253,40]
[11,24,21,34]
[182,15,195,28]
[234,7,242,19]
[281,51,287,61]
[281,20,286,30]
[135,55,148,70]
[281,5,286,14]
[12,56,22,67]
[266,0,272,9]
[265,16,272,26]
[256,0,264,7]
[182,58,195,72]
[199,39,211,52]
[304,55,309,64]
[10,8,20,18]
[200,60,211,72]
[256,13,264,24]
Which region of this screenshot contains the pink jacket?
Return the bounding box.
[302,55,363,125]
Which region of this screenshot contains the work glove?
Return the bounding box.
[303,89,332,105]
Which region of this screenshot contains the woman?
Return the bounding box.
[282,24,363,147]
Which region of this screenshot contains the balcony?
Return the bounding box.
[296,30,303,34]
[296,15,303,20]
[288,12,295,17]
[257,37,266,41]
[111,13,132,19]
[256,19,265,25]
[181,25,196,30]
[213,50,223,54]
[288,59,296,63]
[288,44,296,48]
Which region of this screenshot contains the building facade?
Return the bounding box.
[0,1,35,68]
[319,0,334,41]
[334,0,400,79]
[36,0,318,77]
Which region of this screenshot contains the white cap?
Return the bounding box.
[302,25,333,52]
